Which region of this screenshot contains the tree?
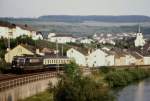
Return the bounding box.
[52,62,114,101]
[64,61,80,79]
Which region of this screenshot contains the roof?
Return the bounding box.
[0,21,16,28]
[41,48,56,53]
[111,49,126,58]
[16,24,35,31]
[71,47,89,55]
[44,55,69,59]
[20,44,36,53]
[129,52,143,59]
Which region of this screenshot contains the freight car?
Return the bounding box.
[11,55,71,71]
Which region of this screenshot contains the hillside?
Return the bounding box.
[1,15,150,36]
[38,15,150,23]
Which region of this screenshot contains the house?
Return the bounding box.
[130,52,144,65]
[113,51,126,66]
[67,48,115,67]
[143,56,150,65]
[125,52,137,65]
[102,47,111,51]
[5,44,35,63]
[0,22,41,40]
[105,51,115,66]
[87,49,114,67]
[32,32,43,40]
[67,48,87,66]
[87,49,107,67]
[48,33,76,43]
[80,38,94,44]
[41,48,57,56]
[4,44,47,63]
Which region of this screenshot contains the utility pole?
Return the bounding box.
[56,39,59,73]
[7,31,12,63]
[61,44,63,56]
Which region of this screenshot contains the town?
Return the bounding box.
[0,21,149,68]
[0,19,150,101]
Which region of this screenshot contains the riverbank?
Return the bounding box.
[104,68,150,88]
[21,68,150,101]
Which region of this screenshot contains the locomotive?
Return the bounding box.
[11,55,71,71]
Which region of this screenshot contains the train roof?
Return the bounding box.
[43,55,69,59]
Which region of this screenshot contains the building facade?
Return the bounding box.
[5,45,34,63]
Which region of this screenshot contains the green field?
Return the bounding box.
[19,91,53,101]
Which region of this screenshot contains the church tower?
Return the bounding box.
[134,25,145,47]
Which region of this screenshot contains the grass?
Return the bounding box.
[19,91,53,101]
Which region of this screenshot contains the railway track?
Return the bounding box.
[0,71,63,91]
[0,68,62,82]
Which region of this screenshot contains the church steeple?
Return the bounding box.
[138,24,141,33]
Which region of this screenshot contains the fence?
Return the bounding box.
[0,71,61,92]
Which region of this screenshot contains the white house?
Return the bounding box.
[87,49,115,67]
[143,56,150,65]
[67,48,87,66]
[125,53,136,65]
[48,33,56,38]
[32,33,43,40]
[48,33,76,43]
[80,38,94,44]
[105,55,115,66]
[67,48,115,67]
[0,24,42,40]
[87,49,108,67]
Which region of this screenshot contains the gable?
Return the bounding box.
[6,45,34,56]
[89,49,107,57]
[68,48,85,57]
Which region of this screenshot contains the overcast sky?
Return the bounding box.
[0,0,150,18]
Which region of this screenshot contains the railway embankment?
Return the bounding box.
[0,71,59,101]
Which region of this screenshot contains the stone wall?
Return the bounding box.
[0,77,58,101]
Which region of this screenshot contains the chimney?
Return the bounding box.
[88,49,91,55]
[7,48,10,52]
[36,49,40,54]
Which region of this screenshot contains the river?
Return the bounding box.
[117,78,150,101]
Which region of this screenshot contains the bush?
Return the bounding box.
[99,67,115,74]
[54,76,114,101]
[105,69,150,88]
[0,61,8,73]
[52,62,115,101]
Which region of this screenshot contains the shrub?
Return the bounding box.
[54,76,114,101]
[53,62,115,101]
[105,68,150,88]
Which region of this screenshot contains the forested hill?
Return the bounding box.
[38,15,150,22]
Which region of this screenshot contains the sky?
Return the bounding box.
[0,0,150,18]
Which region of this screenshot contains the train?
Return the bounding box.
[11,55,71,71]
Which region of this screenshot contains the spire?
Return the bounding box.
[138,24,141,33]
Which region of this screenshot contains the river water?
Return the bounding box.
[117,78,150,101]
